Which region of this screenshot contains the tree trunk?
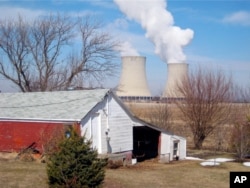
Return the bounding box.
[193,134,206,149]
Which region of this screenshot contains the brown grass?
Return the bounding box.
[0,159,48,188]
[104,159,250,188]
[0,155,249,188]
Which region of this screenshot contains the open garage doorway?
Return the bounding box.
[133,126,160,162]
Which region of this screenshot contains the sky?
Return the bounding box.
[0,0,250,95]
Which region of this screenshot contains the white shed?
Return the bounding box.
[80,89,186,161]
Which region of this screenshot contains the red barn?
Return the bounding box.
[0,89,107,153]
[0,121,72,152]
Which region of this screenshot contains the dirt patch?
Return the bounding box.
[103,178,124,188]
[0,152,18,160]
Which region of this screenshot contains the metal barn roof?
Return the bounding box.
[0,89,109,122]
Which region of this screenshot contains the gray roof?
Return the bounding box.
[0,89,109,122]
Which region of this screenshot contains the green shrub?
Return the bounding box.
[46,128,107,188]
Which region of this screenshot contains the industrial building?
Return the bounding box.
[116,56,188,101]
[163,63,188,98]
[116,56,151,97]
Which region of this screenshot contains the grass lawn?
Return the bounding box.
[0,156,249,188]
[0,159,48,188]
[104,159,250,188]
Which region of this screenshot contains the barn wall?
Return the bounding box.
[81,100,107,153]
[160,133,171,156]
[81,118,91,138]
[80,95,133,154]
[106,95,133,153]
[0,121,79,153]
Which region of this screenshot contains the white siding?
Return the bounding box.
[160,133,186,161]
[80,101,105,154]
[170,136,186,160]
[160,133,171,155]
[104,95,133,153]
[170,137,176,160]
[91,113,102,153]
[81,94,133,155]
[81,118,91,139]
[177,136,186,159]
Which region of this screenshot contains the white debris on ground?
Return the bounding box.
[243,162,250,167]
[206,158,234,162]
[200,161,220,166]
[186,156,235,166]
[185,156,203,161]
[201,158,235,166]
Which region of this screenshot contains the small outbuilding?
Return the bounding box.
[0,89,186,161]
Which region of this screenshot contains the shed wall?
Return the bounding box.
[160,133,186,160]
[80,95,133,154]
[106,95,133,153]
[160,133,171,155]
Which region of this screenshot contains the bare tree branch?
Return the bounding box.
[0,14,119,92]
[175,66,233,149]
[27,14,75,91]
[147,103,172,131]
[65,16,119,88]
[230,85,250,160]
[0,16,31,91]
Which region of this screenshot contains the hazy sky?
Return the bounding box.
[0,0,249,95]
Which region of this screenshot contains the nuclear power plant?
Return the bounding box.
[115,56,188,101]
[163,63,188,98]
[116,56,151,97]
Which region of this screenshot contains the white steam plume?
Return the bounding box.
[114,0,194,63]
[116,41,140,57]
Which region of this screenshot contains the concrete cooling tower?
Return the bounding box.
[163,63,188,98]
[116,56,151,96]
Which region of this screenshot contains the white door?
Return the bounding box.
[91,113,101,153]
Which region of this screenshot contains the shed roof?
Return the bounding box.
[0,89,109,122]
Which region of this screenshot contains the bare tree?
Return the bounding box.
[127,103,172,132]
[148,103,172,131]
[230,86,250,161]
[175,67,232,149]
[40,125,65,157]
[0,14,118,92]
[231,116,250,161]
[0,16,31,92]
[64,16,119,89]
[28,14,75,91]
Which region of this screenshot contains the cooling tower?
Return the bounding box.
[163,63,188,98]
[116,56,151,96]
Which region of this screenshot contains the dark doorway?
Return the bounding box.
[133,126,160,162]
